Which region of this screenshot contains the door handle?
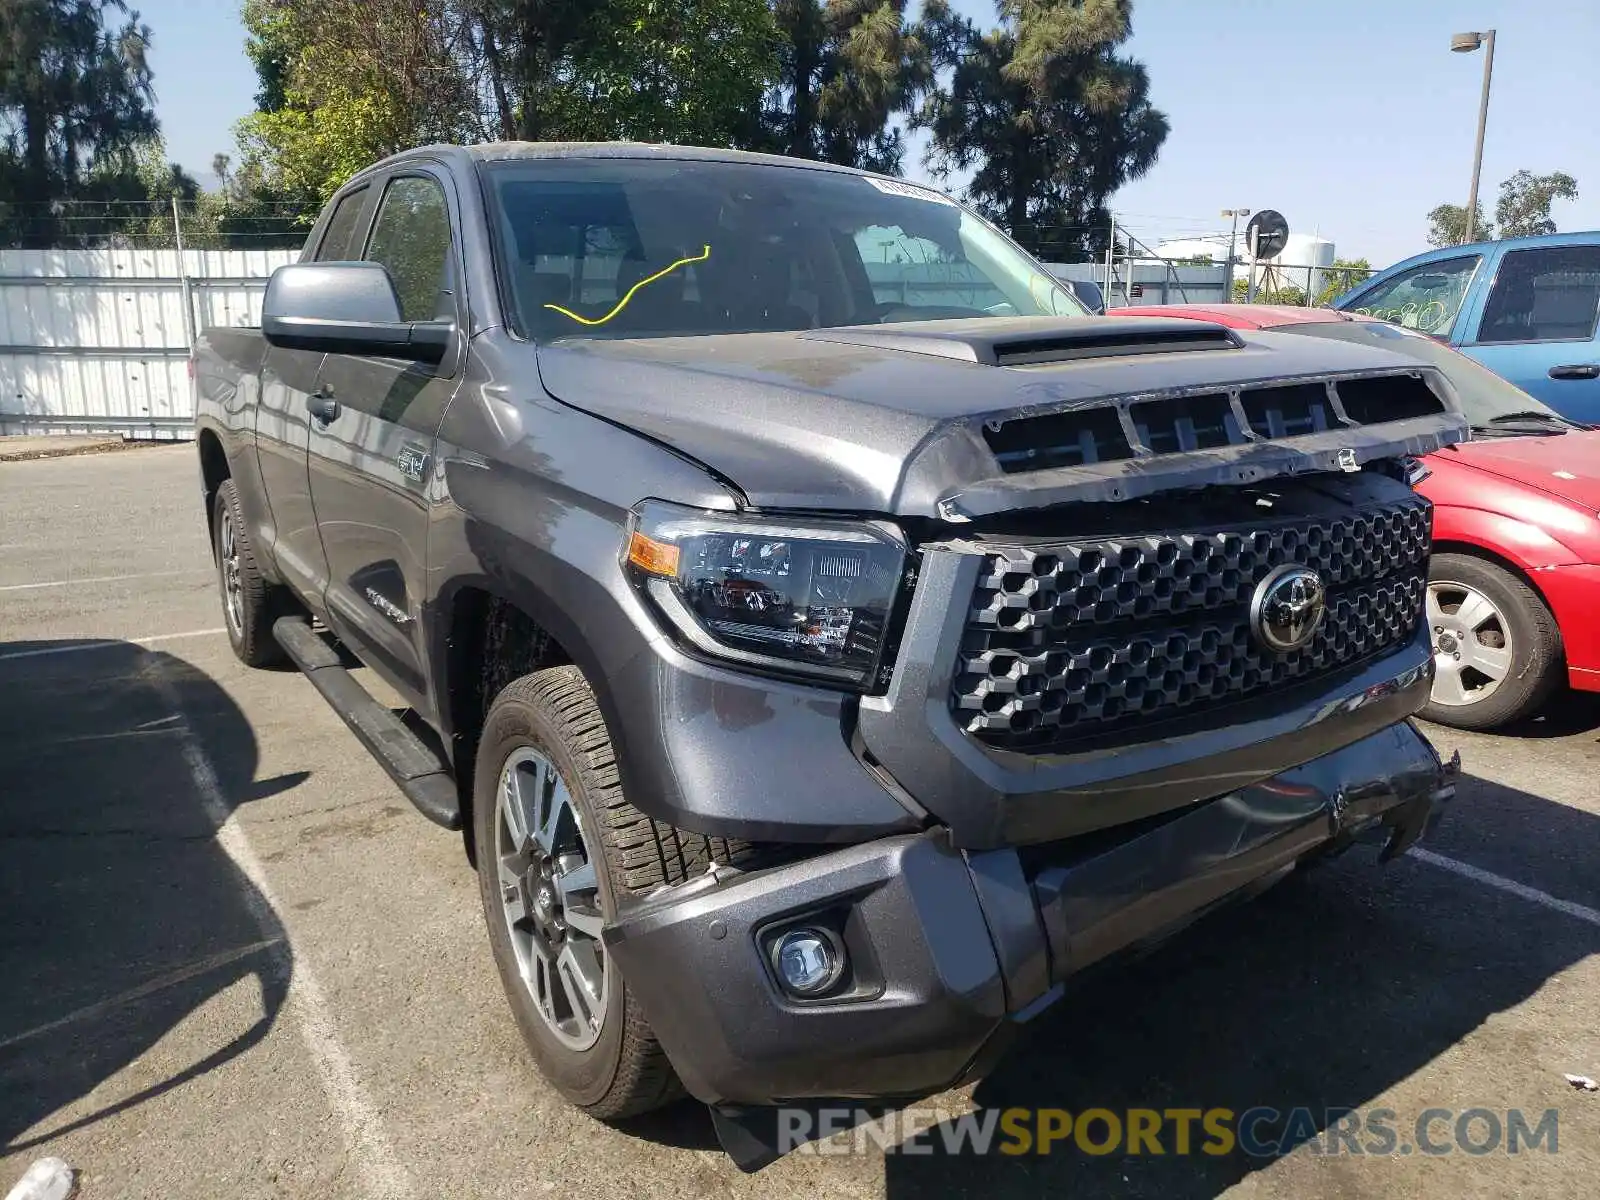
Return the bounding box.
[306,389,341,423]
[1548,363,1600,380]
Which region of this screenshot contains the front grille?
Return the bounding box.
[981,373,1446,474]
[952,493,1432,750]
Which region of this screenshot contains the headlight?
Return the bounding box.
[623,500,908,688]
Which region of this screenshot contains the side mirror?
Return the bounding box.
[262,262,452,364]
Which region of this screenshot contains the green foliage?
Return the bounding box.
[1232,278,1306,306]
[547,0,780,145]
[912,0,1168,262]
[756,1,929,172]
[232,0,778,208]
[1426,200,1492,248]
[0,0,162,246]
[1495,169,1579,240]
[1427,168,1580,248]
[1316,256,1372,306]
[232,0,479,211]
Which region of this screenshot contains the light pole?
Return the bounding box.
[1222,208,1249,301]
[1451,29,1496,243]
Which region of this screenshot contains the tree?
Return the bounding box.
[1316,256,1372,305]
[1495,169,1579,239]
[233,0,780,207]
[233,0,479,210]
[756,0,929,172]
[912,0,1168,262]
[539,0,779,145]
[0,0,160,246]
[1425,201,1492,248]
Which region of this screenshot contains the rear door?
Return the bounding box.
[305,167,467,709]
[252,183,374,604]
[1458,243,1600,422]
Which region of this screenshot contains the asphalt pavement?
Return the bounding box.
[2,444,1596,1199]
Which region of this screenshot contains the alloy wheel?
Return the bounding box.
[219,508,244,637]
[1427,581,1513,707]
[494,746,608,1051]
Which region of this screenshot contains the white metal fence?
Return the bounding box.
[0,248,299,440]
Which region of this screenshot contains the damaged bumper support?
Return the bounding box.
[603,721,1456,1133]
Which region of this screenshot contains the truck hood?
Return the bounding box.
[533,316,1468,518]
[1447,429,1600,510]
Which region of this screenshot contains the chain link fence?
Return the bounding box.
[0,199,318,253]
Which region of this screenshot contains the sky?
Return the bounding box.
[137,0,1600,268]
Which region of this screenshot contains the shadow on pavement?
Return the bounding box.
[0,640,301,1153]
[1493,689,1600,739]
[882,770,1600,1199]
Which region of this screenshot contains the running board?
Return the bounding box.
[272,616,461,830]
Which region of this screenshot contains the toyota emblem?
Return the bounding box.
[1250,564,1327,654]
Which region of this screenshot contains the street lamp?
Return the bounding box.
[1451,29,1496,243]
[1222,208,1250,301]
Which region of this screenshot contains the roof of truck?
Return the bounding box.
[376,140,883,179]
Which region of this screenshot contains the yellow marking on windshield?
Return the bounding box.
[543,244,711,327]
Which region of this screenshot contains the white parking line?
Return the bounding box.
[146,659,416,1200]
[0,568,208,592]
[0,627,225,663]
[1410,846,1600,928]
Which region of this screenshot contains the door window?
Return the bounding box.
[313,186,369,262]
[1345,255,1479,336]
[363,176,455,323]
[1475,245,1600,344]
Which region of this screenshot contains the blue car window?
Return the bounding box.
[1347,255,1480,336]
[1477,245,1600,344]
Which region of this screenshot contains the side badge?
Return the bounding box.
[397,442,430,484]
[1336,447,1359,473]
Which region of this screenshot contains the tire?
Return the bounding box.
[472,665,764,1119]
[213,479,287,668]
[1420,552,1564,730]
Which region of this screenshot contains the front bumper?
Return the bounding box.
[604,720,1455,1115]
[1530,563,1600,689]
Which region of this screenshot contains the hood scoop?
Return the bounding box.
[801,316,1240,367]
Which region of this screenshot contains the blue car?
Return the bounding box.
[1333,231,1600,423]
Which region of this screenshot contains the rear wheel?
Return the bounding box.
[213,480,286,668]
[1420,553,1563,730]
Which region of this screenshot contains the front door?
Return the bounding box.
[1459,243,1600,423]
[252,183,375,603]
[305,169,467,711]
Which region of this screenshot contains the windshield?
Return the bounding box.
[1283,319,1560,426]
[483,158,1085,340]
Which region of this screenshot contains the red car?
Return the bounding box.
[1110,303,1600,730]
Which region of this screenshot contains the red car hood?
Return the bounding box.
[1446,430,1600,509]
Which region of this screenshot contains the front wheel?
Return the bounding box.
[1420,553,1564,730]
[473,666,679,1117]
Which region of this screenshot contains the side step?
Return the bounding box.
[273,616,461,830]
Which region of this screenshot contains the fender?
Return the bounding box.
[1430,504,1590,571]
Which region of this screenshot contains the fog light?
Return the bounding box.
[771,928,845,997]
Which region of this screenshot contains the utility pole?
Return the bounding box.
[172,195,197,354]
[1103,214,1117,307]
[1451,29,1497,243]
[1221,208,1249,302]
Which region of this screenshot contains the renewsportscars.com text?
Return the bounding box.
[783,1106,1561,1158]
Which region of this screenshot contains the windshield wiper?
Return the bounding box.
[1484,410,1572,427]
[1470,411,1572,437]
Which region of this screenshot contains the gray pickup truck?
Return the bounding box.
[194,142,1466,1168]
